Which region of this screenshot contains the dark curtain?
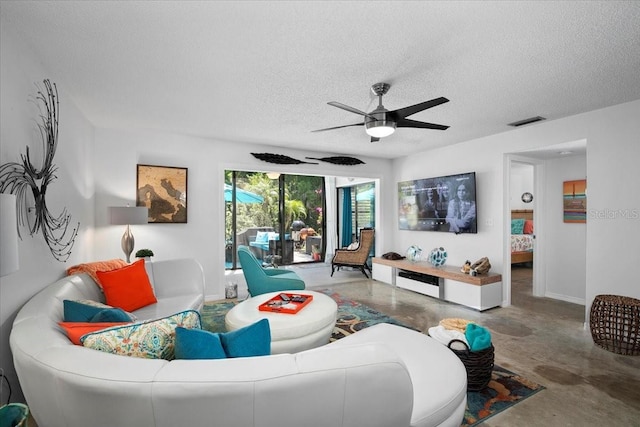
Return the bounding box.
[341,187,352,247]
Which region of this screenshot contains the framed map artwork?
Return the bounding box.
[136,164,188,223]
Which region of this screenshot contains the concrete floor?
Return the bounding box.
[300,263,640,426]
[28,263,640,426]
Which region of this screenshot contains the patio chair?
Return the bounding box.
[237,246,305,297]
[331,228,375,278]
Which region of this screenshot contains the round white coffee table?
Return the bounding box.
[225,290,338,354]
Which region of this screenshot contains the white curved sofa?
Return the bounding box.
[10,258,467,427]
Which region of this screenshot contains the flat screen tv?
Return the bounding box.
[398,171,477,234]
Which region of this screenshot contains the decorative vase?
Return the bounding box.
[428,247,448,266]
[406,245,422,262]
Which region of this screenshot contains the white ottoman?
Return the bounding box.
[225,290,338,354]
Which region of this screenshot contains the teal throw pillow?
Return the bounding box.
[220,318,271,358]
[511,219,525,234]
[64,299,105,322]
[174,327,227,359]
[64,299,135,322]
[90,308,132,323]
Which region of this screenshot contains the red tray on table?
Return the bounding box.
[258,293,313,314]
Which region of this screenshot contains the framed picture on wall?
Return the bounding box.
[563,179,586,223]
[136,164,188,223]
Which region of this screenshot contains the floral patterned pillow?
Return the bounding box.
[81,310,201,360]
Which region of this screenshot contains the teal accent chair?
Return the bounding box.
[237,246,305,297]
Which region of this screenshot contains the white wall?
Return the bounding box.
[544,154,587,304]
[392,99,640,317]
[393,142,505,270]
[0,26,95,401]
[91,127,394,300]
[510,163,534,210]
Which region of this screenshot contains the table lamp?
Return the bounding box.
[0,193,19,276]
[109,206,148,263]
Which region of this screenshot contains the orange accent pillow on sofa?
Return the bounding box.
[59,322,129,345]
[66,259,128,289]
[96,260,157,311]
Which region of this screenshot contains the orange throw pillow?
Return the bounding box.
[59,322,129,345]
[66,259,128,289]
[96,259,157,312]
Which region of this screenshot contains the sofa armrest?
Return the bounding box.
[146,259,205,300]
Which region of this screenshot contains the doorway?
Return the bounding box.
[509,161,536,305]
[504,139,587,311]
[504,154,546,307]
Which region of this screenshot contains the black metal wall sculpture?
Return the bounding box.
[0,79,79,262]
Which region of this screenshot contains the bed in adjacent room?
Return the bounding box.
[511,209,534,264]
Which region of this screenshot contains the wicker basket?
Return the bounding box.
[448,339,495,391]
[0,403,29,427]
[590,294,640,356]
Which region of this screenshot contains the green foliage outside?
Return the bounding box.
[225,171,324,242]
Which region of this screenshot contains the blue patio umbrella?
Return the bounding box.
[224,184,264,204]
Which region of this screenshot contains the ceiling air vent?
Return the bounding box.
[508,116,546,127]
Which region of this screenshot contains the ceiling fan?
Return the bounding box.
[313,82,450,142]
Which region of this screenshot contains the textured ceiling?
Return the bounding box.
[2,1,639,159]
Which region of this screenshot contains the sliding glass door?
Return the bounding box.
[225,171,325,270]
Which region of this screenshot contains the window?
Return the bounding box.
[225,171,325,269]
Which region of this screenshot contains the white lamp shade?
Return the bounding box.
[1,194,20,276]
[365,122,396,138]
[109,206,149,225]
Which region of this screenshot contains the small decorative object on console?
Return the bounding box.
[428,247,448,266]
[382,252,405,260]
[460,260,471,274]
[258,293,313,314]
[406,245,422,262]
[470,257,491,275]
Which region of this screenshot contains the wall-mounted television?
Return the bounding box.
[398,171,477,234]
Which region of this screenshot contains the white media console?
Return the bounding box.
[372,257,502,311]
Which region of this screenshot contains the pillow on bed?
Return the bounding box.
[523,219,534,234]
[511,219,525,234]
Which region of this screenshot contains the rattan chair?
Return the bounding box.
[331,228,374,278]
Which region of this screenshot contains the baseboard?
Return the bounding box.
[544,291,585,306]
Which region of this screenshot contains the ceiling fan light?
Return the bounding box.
[365,121,396,138]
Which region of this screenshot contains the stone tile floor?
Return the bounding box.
[302,264,640,426]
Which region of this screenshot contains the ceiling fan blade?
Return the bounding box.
[328,102,377,120]
[396,118,449,130]
[389,97,449,120]
[311,122,363,133]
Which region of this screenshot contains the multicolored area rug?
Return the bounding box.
[201,291,544,427]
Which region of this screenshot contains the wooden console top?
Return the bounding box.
[372,257,502,286]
